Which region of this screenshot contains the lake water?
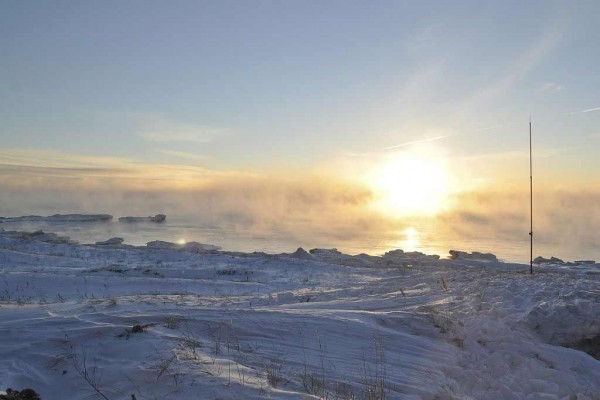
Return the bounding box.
[1,216,597,264]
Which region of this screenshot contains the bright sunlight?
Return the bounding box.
[369,152,451,216]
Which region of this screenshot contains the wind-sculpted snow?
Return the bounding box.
[0,230,598,399]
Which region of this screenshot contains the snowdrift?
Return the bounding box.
[0,230,598,399]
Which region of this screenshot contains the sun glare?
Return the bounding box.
[370,153,450,216]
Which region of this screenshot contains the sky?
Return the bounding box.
[1,1,599,259]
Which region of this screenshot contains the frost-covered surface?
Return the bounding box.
[0,231,598,400]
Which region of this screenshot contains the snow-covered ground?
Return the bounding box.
[0,230,598,400]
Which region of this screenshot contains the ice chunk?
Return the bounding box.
[533,256,565,265]
[181,241,221,253]
[0,214,112,223]
[146,240,180,249]
[449,250,498,262]
[95,237,124,246]
[119,214,166,223]
[290,247,313,259]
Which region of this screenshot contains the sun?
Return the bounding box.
[369,152,451,215]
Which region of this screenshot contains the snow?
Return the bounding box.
[0,230,598,400]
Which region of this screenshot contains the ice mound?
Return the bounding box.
[449,249,498,262]
[525,293,600,349]
[119,214,166,223]
[309,248,342,255]
[181,241,221,253]
[289,247,313,259]
[146,240,180,249]
[145,240,220,252]
[534,256,597,266]
[95,237,124,246]
[0,214,112,223]
[0,230,76,244]
[383,249,440,262]
[533,256,565,265]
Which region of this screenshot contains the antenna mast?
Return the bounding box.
[529,119,533,274]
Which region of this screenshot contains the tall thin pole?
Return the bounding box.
[529,119,533,274]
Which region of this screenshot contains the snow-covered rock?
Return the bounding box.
[145,240,220,253]
[534,256,565,265]
[383,249,441,262]
[181,241,221,253]
[146,240,180,249]
[0,213,112,223]
[119,214,166,223]
[95,237,124,246]
[449,249,498,262]
[0,229,75,244]
[289,247,313,259]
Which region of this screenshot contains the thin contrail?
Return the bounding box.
[567,106,600,115]
[382,135,451,150]
[475,124,503,131]
[581,107,600,113]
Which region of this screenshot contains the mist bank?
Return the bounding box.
[0,172,397,240]
[440,188,600,249]
[1,163,598,260]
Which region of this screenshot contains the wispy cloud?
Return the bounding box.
[158,150,210,163]
[580,107,600,113]
[459,147,566,162]
[460,9,568,111]
[567,106,600,115]
[474,125,504,132]
[0,148,133,169]
[0,148,251,190]
[136,115,228,143]
[539,82,564,93]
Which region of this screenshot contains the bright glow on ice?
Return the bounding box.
[177,238,186,245]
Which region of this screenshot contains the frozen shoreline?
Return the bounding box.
[1,213,598,264]
[0,229,598,399]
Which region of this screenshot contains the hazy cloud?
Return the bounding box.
[383,135,452,150]
[459,147,565,162]
[439,188,600,253]
[0,148,252,191]
[0,148,134,170]
[539,82,564,93]
[0,166,389,242]
[460,11,567,111]
[137,115,228,143]
[158,150,210,163]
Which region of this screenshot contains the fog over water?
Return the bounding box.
[1,165,598,264]
[1,211,597,264]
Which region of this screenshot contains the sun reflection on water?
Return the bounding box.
[398,227,420,252]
